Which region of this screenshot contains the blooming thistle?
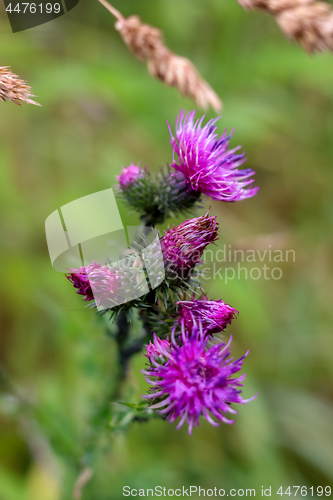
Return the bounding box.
[161,211,218,275]
[145,333,172,363]
[0,66,40,106]
[67,262,122,308]
[142,324,255,434]
[67,265,95,303]
[177,297,238,336]
[168,110,259,202]
[116,163,144,189]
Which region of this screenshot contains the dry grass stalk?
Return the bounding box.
[0,66,40,106]
[237,0,333,53]
[72,466,93,500]
[97,0,222,112]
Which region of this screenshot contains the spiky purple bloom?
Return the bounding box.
[168,110,259,202]
[177,297,238,335]
[143,325,255,434]
[161,212,218,273]
[145,333,172,363]
[67,266,95,303]
[67,262,121,308]
[116,163,144,189]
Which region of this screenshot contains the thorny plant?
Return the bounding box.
[65,110,259,497]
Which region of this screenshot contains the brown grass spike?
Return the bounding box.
[0,66,40,106]
[237,0,333,53]
[97,0,222,112]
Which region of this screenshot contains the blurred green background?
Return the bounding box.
[1,0,333,498]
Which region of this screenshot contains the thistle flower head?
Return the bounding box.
[0,66,40,106]
[117,163,144,188]
[145,333,172,363]
[168,110,258,202]
[67,266,95,303]
[177,297,238,335]
[143,324,255,434]
[67,262,122,308]
[161,212,218,273]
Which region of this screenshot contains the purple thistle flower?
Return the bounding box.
[168,110,259,202]
[67,262,122,308]
[142,324,255,434]
[177,297,238,335]
[161,211,218,273]
[116,163,144,189]
[67,266,95,303]
[145,333,172,363]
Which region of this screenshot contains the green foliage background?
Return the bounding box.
[0,0,333,498]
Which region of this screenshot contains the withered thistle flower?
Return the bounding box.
[161,212,218,274]
[237,0,333,53]
[0,66,40,106]
[97,0,222,112]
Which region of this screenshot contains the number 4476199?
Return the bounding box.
[277,486,331,496]
[6,3,61,14]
